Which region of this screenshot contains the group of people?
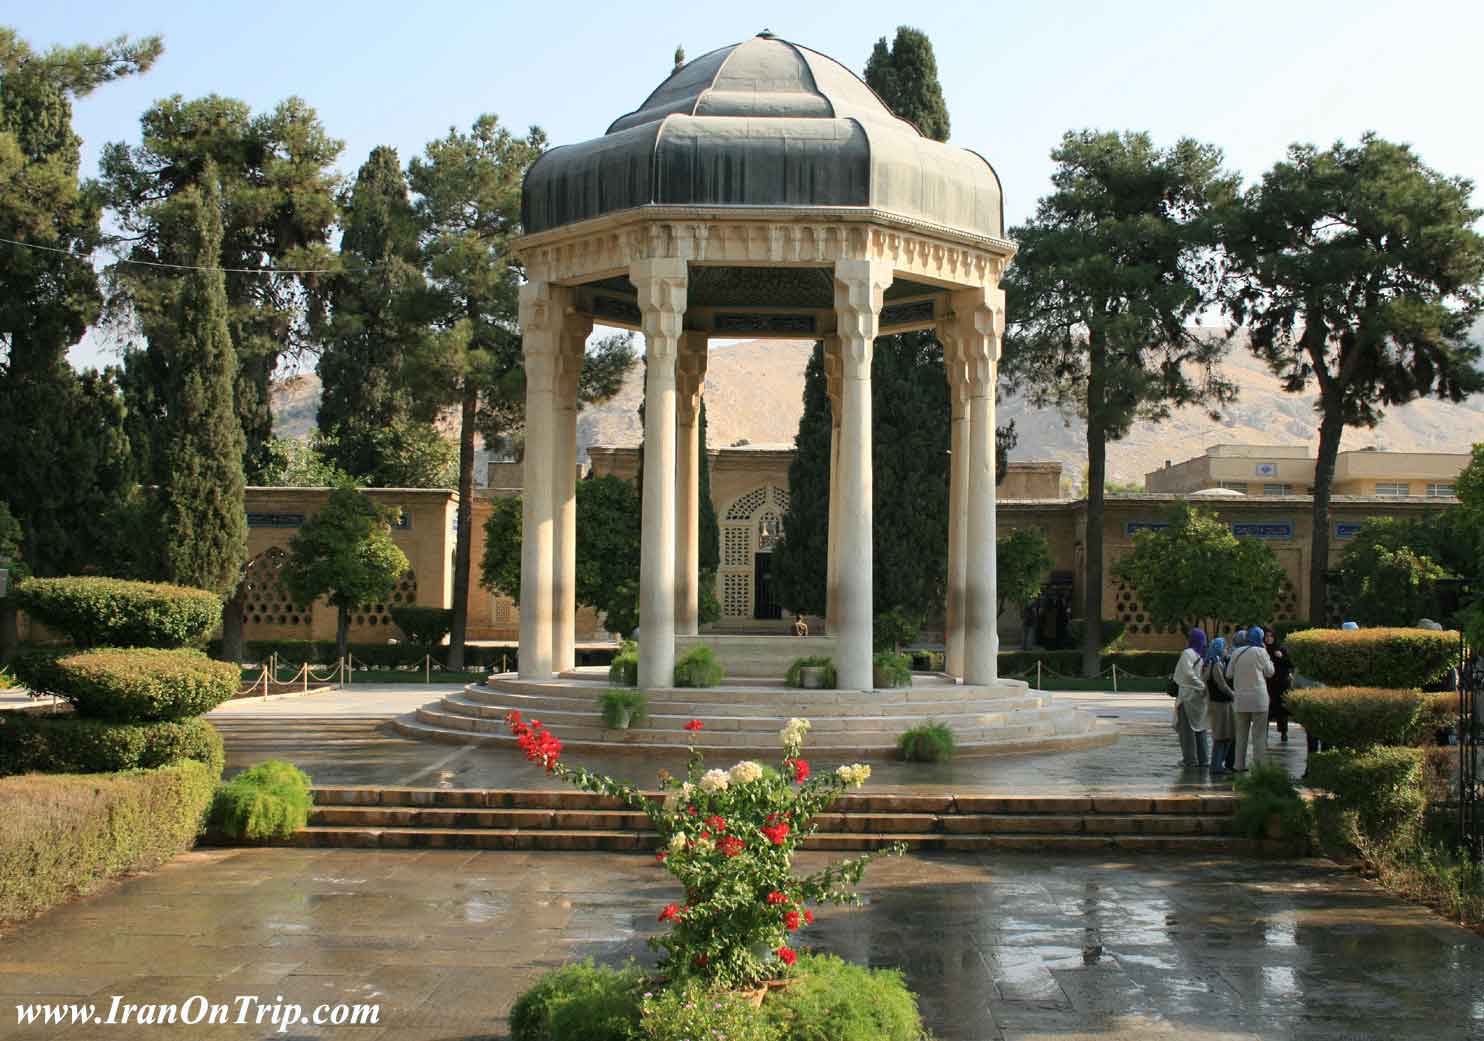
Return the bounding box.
[1170,626,1294,773]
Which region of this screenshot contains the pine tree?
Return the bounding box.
[0,30,157,577]
[863,27,950,142]
[317,146,442,485]
[157,170,248,596]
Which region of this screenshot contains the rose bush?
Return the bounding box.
[505,711,904,990]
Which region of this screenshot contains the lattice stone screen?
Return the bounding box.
[351,570,417,634]
[718,485,790,620]
[242,548,312,633]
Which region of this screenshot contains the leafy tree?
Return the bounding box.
[1112,504,1285,637]
[864,27,950,141]
[1338,517,1457,626]
[479,475,644,638]
[0,30,156,578]
[283,486,410,660]
[316,146,441,485]
[997,528,1053,616]
[1003,130,1237,674]
[0,500,29,662]
[101,93,341,481]
[259,436,354,488]
[1226,135,1484,619]
[155,170,248,596]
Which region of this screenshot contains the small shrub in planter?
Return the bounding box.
[896,721,956,763]
[13,577,222,649]
[1306,746,1426,844]
[0,715,224,777]
[599,689,648,730]
[1284,687,1432,749]
[50,648,239,722]
[508,959,644,1041]
[641,981,778,1041]
[608,641,639,687]
[673,644,724,688]
[785,656,837,690]
[1232,761,1311,840]
[1284,627,1458,688]
[760,953,925,1041]
[871,652,911,689]
[388,606,453,656]
[210,760,313,841]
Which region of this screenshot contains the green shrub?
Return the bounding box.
[0,760,215,925]
[0,715,225,778]
[608,640,639,687]
[1069,618,1128,652]
[14,577,222,649]
[871,652,911,689]
[873,609,923,653]
[896,721,956,763]
[673,644,724,688]
[388,606,453,654]
[785,656,837,689]
[599,689,648,729]
[1306,747,1426,844]
[1232,761,1311,840]
[1284,627,1458,688]
[508,960,644,1041]
[1285,687,1433,749]
[11,646,68,696]
[48,648,240,722]
[760,954,925,1041]
[640,981,779,1041]
[210,760,313,841]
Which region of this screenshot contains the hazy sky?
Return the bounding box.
[8,0,1484,369]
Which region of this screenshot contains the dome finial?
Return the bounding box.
[757,28,775,39]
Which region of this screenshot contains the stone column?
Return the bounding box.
[552,308,593,674]
[517,281,566,679]
[675,333,708,636]
[957,287,1004,685]
[938,318,970,680]
[823,336,842,636]
[833,259,892,690]
[631,257,688,689]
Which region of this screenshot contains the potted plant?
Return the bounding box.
[600,688,647,730]
[785,656,836,690]
[871,651,911,690]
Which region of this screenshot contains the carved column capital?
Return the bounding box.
[555,308,593,409]
[630,257,689,365]
[676,332,708,426]
[833,258,893,378]
[950,286,1005,397]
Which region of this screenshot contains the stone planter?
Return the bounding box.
[872,664,901,689]
[611,707,633,730]
[799,666,827,689]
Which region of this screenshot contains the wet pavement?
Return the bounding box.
[214,689,1310,795]
[1,847,1478,1041]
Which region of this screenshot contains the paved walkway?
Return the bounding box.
[211,686,1308,795]
[1,848,1477,1041]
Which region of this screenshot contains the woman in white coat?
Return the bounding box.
[1172,628,1210,768]
[1226,625,1276,771]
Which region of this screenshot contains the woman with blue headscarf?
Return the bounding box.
[1225,625,1276,770]
[1205,636,1235,773]
[1171,628,1210,768]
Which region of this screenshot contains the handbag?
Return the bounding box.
[1165,678,1180,698]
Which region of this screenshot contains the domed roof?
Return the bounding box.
[521,34,1004,240]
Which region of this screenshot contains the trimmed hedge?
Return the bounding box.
[49,648,239,722]
[674,644,725,688]
[509,959,645,1041]
[0,760,215,924]
[14,577,222,649]
[1284,627,1458,688]
[1306,746,1426,842]
[210,760,313,841]
[0,715,225,778]
[388,606,453,652]
[1285,687,1433,750]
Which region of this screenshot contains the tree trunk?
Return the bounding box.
[447,381,477,670]
[0,601,16,665]
[336,604,350,662]
[1083,422,1107,678]
[220,594,245,663]
[1310,403,1345,625]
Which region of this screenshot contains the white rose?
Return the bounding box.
[693,835,714,853]
[680,782,694,800]
[729,760,763,784]
[699,769,730,794]
[668,833,686,853]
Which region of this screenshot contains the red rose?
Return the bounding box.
[793,759,810,783]
[776,946,797,967]
[718,835,745,857]
[784,911,801,931]
[705,815,727,832]
[655,852,667,862]
[803,910,814,925]
[659,903,681,923]
[766,891,788,905]
[760,822,791,846]
[694,954,708,967]
[684,719,704,732]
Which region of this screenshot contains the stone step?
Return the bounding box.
[460,686,1053,718]
[291,825,1257,854]
[310,786,1239,817]
[392,714,1118,757]
[481,676,1030,704]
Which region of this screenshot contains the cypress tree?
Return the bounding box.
[774,344,832,616]
[863,28,950,142]
[698,398,719,575]
[157,169,249,594]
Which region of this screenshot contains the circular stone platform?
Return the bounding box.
[393,668,1117,758]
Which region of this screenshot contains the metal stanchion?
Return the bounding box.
[1112,663,1119,693]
